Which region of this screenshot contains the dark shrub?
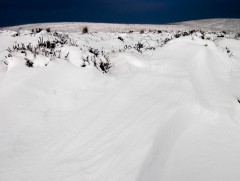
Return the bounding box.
[82,26,89,34]
[36,28,43,33]
[174,33,181,38]
[46,28,51,32]
[190,30,196,34]
[89,48,99,56]
[118,36,124,41]
[25,59,34,67]
[182,31,189,36]
[140,29,144,34]
[46,41,51,48]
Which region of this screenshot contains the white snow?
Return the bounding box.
[1,21,240,181]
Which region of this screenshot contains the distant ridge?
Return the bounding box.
[1,19,240,33]
[177,19,240,32]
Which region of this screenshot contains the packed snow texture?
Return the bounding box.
[1,20,240,181]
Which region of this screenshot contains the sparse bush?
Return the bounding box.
[189,30,196,34]
[149,30,154,33]
[36,28,43,33]
[235,33,240,40]
[226,47,233,57]
[4,32,75,67]
[174,33,181,38]
[140,29,144,34]
[3,60,8,65]
[4,34,112,73]
[99,61,111,73]
[82,26,89,34]
[69,38,78,47]
[118,36,124,42]
[25,59,34,67]
[182,31,189,36]
[9,28,235,73]
[226,47,230,53]
[46,27,51,33]
[162,37,172,45]
[89,48,99,56]
[135,42,144,53]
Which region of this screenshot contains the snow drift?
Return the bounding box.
[1,22,240,181]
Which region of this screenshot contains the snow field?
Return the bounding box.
[0,25,240,181]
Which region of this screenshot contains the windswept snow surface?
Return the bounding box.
[1,24,240,181]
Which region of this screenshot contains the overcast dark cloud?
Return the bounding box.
[0,0,239,27]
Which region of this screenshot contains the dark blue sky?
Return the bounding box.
[0,0,240,27]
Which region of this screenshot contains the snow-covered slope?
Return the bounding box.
[178,19,240,33]
[1,23,240,181]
